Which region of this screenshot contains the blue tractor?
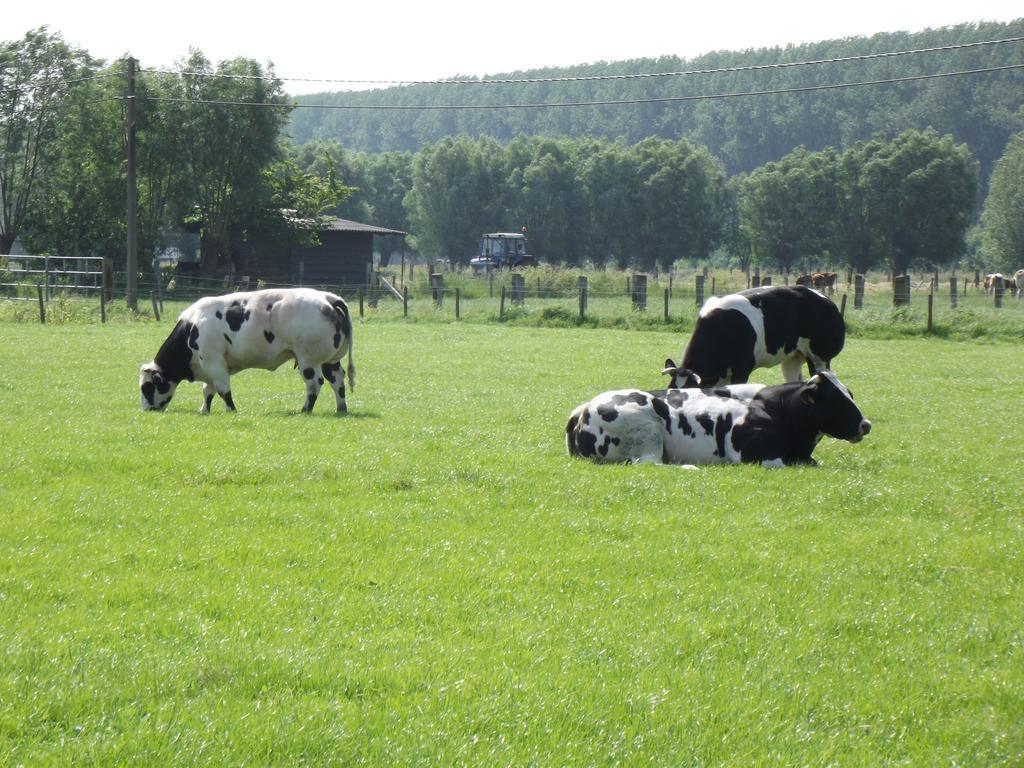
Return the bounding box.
[469,232,536,272]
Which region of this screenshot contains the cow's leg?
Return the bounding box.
[202,365,235,412]
[297,362,324,413]
[200,383,216,414]
[320,361,347,413]
[781,355,805,383]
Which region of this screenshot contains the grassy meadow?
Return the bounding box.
[1,314,1022,765]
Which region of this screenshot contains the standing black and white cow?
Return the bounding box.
[139,288,355,413]
[565,371,870,467]
[678,285,844,386]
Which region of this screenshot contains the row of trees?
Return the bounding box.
[3,28,1023,279]
[308,130,985,276]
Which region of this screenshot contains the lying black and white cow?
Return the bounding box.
[140,287,355,413]
[679,285,844,386]
[565,371,869,467]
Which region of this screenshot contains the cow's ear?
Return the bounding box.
[801,376,820,404]
[664,358,676,369]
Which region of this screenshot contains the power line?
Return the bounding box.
[139,62,1024,111]
[138,35,1024,88]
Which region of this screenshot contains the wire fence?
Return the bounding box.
[2,259,1022,331]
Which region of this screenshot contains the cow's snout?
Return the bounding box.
[860,420,871,437]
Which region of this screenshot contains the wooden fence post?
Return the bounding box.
[403,285,408,317]
[994,276,1004,308]
[854,274,865,310]
[368,271,380,309]
[150,291,161,321]
[500,286,506,319]
[840,293,848,318]
[949,276,958,309]
[927,293,933,332]
[578,276,588,320]
[358,287,365,317]
[761,275,772,287]
[431,273,444,307]
[695,275,705,307]
[36,284,45,324]
[511,274,525,305]
[893,275,910,307]
[631,274,647,311]
[663,287,670,322]
[455,287,461,320]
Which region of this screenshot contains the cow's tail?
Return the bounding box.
[328,294,356,392]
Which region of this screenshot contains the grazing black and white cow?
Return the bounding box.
[1013,269,1024,299]
[565,371,870,467]
[140,288,355,413]
[679,285,844,387]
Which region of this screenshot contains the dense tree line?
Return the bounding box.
[322,130,978,275]
[2,26,1021,281]
[290,21,1024,187]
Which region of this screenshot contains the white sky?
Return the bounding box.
[6,1,1023,94]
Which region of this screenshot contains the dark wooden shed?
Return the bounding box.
[283,217,407,288]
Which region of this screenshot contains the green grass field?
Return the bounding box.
[1,317,1022,765]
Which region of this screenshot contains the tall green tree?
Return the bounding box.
[0,28,97,253]
[856,129,978,274]
[24,59,125,261]
[980,132,1024,272]
[404,136,508,265]
[737,147,839,274]
[631,138,727,271]
[506,136,590,265]
[170,51,292,274]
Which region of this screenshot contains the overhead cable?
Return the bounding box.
[138,36,1024,88]
[139,62,1024,111]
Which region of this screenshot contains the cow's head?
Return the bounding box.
[801,371,871,443]
[139,362,177,411]
[662,358,702,389]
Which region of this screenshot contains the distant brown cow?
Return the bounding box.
[797,272,837,294]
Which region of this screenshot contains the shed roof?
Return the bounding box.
[322,217,407,236]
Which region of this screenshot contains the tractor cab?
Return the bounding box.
[470,232,536,272]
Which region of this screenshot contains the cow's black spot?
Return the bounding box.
[714,412,734,457]
[597,434,621,457]
[223,333,232,345]
[597,402,620,422]
[651,396,672,433]
[224,304,250,332]
[187,324,200,351]
[576,427,598,457]
[713,388,733,398]
[303,367,315,380]
[141,382,155,406]
[678,414,694,436]
[264,330,275,343]
[697,414,715,436]
[334,331,342,348]
[666,391,690,407]
[155,377,171,394]
[322,362,341,383]
[609,392,648,407]
[266,302,275,312]
[318,377,324,385]
[215,310,223,319]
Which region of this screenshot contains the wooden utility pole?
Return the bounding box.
[125,57,139,310]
